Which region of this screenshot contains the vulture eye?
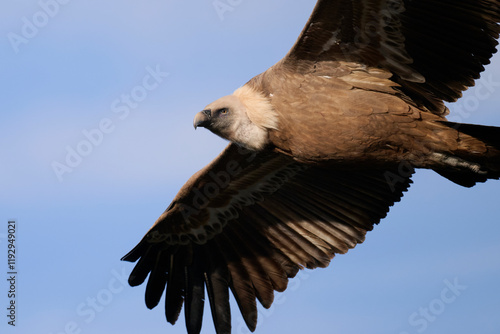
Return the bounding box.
[218,108,228,115]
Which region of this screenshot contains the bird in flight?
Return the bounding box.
[122,1,500,333]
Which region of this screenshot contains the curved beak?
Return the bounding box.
[193,109,212,129]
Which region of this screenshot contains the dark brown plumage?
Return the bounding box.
[122,1,500,333]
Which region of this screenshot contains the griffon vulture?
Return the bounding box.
[122,0,500,333]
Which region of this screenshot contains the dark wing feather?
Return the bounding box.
[122,143,413,333]
[184,247,205,334]
[165,250,185,324]
[203,241,231,334]
[144,250,169,309]
[280,0,500,114]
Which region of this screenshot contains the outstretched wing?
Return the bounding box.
[122,143,413,333]
[280,0,500,114]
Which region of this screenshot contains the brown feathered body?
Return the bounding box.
[246,62,500,183]
[123,1,500,333]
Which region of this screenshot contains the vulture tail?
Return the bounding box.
[432,121,500,187]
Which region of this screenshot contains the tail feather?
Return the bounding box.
[434,169,492,188]
[433,121,500,187]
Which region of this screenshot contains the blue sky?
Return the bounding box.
[1,1,500,333]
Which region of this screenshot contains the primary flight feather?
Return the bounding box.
[122,1,500,333]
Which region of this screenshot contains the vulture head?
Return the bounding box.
[193,86,279,151]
